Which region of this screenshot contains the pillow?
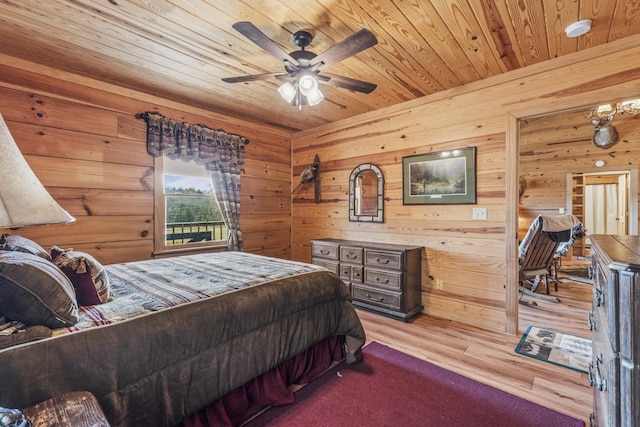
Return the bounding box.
[0,252,78,328]
[51,246,110,306]
[0,234,51,260]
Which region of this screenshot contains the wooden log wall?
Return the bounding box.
[291,34,640,333]
[519,109,640,239]
[0,56,292,264]
[2,35,640,335]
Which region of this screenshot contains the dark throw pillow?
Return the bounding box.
[51,246,110,306]
[0,234,51,261]
[0,252,78,328]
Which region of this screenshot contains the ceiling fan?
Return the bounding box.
[222,22,378,108]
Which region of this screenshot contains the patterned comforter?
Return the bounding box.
[66,252,325,332]
[0,252,365,427]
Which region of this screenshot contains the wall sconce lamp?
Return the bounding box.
[588,99,640,149]
[0,113,75,229]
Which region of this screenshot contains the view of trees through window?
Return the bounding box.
[164,174,226,245]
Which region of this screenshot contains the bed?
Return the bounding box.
[0,242,366,427]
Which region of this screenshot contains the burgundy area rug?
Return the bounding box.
[246,341,584,427]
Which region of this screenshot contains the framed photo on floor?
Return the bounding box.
[402,147,477,205]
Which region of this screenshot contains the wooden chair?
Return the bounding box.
[518,215,582,305]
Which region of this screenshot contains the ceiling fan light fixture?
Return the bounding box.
[306,87,324,106]
[298,75,318,96]
[565,19,592,38]
[278,82,297,103]
[224,23,378,110]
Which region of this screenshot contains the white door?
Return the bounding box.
[585,183,617,235]
[617,174,628,235]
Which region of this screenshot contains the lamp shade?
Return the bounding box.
[306,87,325,106]
[298,75,318,96]
[277,82,297,103]
[0,114,75,228]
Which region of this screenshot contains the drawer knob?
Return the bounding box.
[588,311,595,331]
[593,288,604,307]
[590,355,606,392]
[588,362,595,387]
[375,276,390,284]
[365,293,384,302]
[320,249,330,255]
[376,257,390,264]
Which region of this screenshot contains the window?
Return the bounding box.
[153,157,226,255]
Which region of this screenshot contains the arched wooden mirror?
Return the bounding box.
[349,163,384,222]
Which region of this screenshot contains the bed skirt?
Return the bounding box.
[180,336,345,427]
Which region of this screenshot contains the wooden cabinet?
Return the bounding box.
[589,235,640,427]
[311,239,423,322]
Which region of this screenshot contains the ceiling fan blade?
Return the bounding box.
[318,73,377,93]
[311,29,378,68]
[222,72,288,83]
[232,22,298,66]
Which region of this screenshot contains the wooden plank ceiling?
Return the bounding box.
[0,0,638,132]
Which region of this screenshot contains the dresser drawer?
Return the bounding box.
[340,246,363,264]
[592,335,619,427]
[617,270,637,362]
[589,235,640,427]
[312,258,339,275]
[312,242,339,260]
[365,249,403,270]
[593,267,619,352]
[340,264,363,283]
[365,268,403,290]
[591,306,609,355]
[311,239,422,322]
[352,285,402,311]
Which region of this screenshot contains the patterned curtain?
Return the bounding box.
[139,112,248,251]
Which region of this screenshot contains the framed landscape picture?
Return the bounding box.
[402,147,477,205]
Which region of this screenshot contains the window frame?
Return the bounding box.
[153,156,227,257]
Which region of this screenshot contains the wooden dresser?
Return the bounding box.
[589,235,640,427]
[311,239,423,322]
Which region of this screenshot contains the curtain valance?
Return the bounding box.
[138,112,248,251]
[137,112,248,170]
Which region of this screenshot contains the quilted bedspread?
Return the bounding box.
[66,252,329,331]
[0,252,366,426]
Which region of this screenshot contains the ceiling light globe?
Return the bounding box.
[277,82,296,103]
[299,75,318,96]
[564,19,592,38]
[306,88,324,106]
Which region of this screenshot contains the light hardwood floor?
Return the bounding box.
[357,272,593,424]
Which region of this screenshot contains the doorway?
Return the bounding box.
[568,170,638,258]
[513,108,640,335]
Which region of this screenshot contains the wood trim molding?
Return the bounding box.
[505,113,519,335]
